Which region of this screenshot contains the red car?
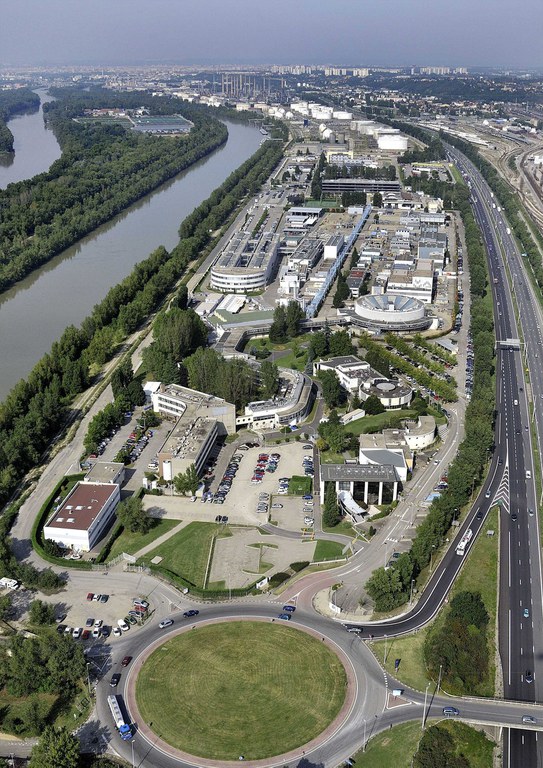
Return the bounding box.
[86,592,94,601]
[121,656,133,667]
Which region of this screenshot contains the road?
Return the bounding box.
[101,603,543,768]
[445,144,543,768]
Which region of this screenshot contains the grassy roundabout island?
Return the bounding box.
[135,621,348,760]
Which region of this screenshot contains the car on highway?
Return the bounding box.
[278,613,291,621]
[524,608,530,618]
[484,491,490,499]
[183,610,199,618]
[523,715,536,724]
[525,670,533,684]
[121,656,132,667]
[512,512,518,522]
[159,618,174,629]
[110,673,121,688]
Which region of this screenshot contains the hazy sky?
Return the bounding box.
[1,0,541,69]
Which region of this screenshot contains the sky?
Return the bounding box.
[1,0,541,69]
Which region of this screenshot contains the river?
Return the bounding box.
[0,100,262,399]
[0,91,61,187]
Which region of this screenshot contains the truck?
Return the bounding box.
[107,695,133,741]
[0,578,19,590]
[456,529,473,556]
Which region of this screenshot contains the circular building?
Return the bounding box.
[354,293,429,331]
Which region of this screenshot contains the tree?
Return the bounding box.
[372,191,383,207]
[260,360,279,399]
[29,600,55,626]
[269,305,288,343]
[363,394,385,415]
[116,495,152,534]
[449,591,488,630]
[365,566,406,612]
[285,300,304,339]
[329,330,356,357]
[332,273,350,308]
[29,725,79,768]
[174,464,200,496]
[0,595,11,623]
[323,482,341,528]
[319,370,345,408]
[308,331,329,360]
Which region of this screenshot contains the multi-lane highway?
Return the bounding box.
[446,144,543,768]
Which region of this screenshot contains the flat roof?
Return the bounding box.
[321,463,398,483]
[84,462,124,484]
[46,483,117,532]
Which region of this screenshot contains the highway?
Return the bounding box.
[446,143,543,768]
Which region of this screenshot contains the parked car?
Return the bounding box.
[117,619,129,632]
[72,627,82,639]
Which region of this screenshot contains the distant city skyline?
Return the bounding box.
[1,0,541,69]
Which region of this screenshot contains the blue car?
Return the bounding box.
[278,613,291,621]
[303,494,313,501]
[282,605,296,613]
[183,610,200,618]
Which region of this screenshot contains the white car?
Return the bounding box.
[304,517,315,526]
[117,619,129,632]
[92,628,101,639]
[159,618,174,629]
[72,627,82,639]
[113,627,122,637]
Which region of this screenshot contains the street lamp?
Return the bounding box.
[363,719,367,752]
[422,682,430,731]
[86,662,91,697]
[409,578,416,605]
[131,737,135,768]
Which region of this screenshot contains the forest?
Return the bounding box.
[0,88,40,153]
[0,88,228,292]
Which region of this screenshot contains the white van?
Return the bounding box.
[526,471,532,480]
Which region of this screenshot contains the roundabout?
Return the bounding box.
[122,612,368,767]
[134,620,348,761]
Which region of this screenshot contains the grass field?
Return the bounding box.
[344,409,418,436]
[109,519,179,560]
[288,475,312,495]
[136,622,347,760]
[351,720,493,768]
[372,506,500,696]
[313,540,345,561]
[141,522,220,587]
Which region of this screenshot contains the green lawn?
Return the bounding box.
[345,409,418,435]
[109,519,179,560]
[141,522,220,588]
[313,540,345,561]
[372,506,500,696]
[288,475,312,495]
[136,621,347,760]
[320,451,345,464]
[350,720,493,768]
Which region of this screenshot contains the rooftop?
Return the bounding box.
[46,483,117,532]
[320,463,398,483]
